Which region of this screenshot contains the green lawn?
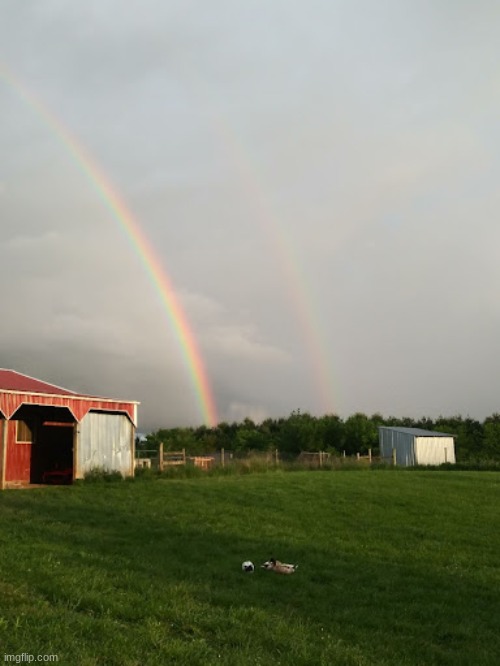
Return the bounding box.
[0,470,499,665]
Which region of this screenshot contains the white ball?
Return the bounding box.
[242,560,254,573]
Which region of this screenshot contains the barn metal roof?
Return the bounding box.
[378,426,454,437]
[0,369,79,396]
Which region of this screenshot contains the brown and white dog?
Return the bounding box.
[261,558,298,575]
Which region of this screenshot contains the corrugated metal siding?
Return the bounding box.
[415,437,456,465]
[77,412,133,477]
[379,427,456,466]
[379,428,416,466]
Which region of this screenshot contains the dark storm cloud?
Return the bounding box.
[2,0,500,429]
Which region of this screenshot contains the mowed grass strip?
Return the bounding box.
[0,471,498,665]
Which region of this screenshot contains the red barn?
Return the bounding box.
[0,369,139,488]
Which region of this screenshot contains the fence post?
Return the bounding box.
[221,448,225,467]
[159,442,164,472]
[369,448,372,462]
[356,452,360,461]
[319,451,323,468]
[392,447,396,466]
[275,448,279,465]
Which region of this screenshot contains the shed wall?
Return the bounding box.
[379,429,416,466]
[77,412,134,478]
[414,437,456,465]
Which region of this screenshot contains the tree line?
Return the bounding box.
[138,411,500,461]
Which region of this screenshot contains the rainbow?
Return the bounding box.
[190,85,338,414]
[0,63,218,427]
[225,131,337,414]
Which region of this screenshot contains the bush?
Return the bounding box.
[133,466,158,480]
[83,467,124,483]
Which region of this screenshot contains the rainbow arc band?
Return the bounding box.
[0,62,218,427]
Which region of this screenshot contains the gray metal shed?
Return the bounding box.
[378,427,456,467]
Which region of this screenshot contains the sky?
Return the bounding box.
[1,1,500,431]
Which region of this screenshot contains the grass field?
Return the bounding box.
[0,470,499,665]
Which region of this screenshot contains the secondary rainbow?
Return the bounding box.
[186,75,338,414]
[224,128,338,414]
[0,63,218,427]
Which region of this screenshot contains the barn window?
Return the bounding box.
[16,420,33,443]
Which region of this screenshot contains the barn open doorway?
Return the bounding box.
[35,422,74,484]
[14,405,75,484]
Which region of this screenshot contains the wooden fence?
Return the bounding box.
[135,446,378,471]
[297,451,331,467]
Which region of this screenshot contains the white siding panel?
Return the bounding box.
[415,437,456,465]
[77,412,133,477]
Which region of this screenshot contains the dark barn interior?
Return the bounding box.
[15,405,75,484]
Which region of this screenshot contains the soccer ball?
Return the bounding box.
[242,560,255,573]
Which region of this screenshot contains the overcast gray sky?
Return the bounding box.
[1,1,500,430]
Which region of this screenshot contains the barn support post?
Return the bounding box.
[159,442,164,472]
[73,423,79,480]
[0,420,7,490]
[130,425,136,478]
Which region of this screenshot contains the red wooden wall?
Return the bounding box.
[5,421,31,483]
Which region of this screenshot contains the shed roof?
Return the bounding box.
[378,426,454,438]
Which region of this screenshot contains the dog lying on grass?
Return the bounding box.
[261,558,298,575]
